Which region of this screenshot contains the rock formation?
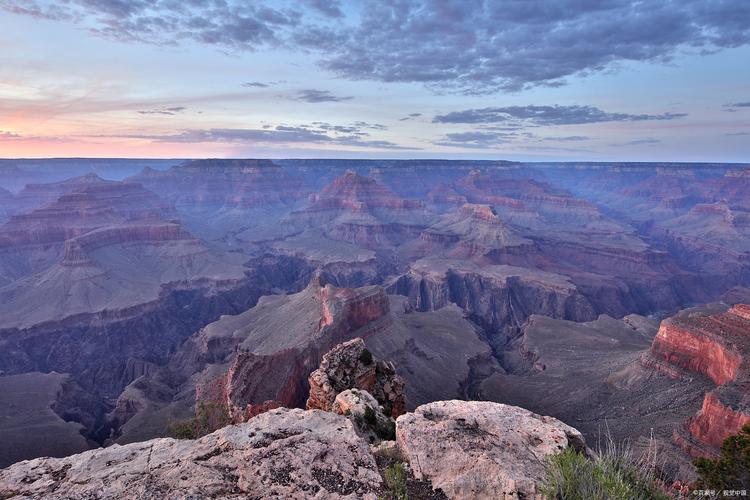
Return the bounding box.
[396,400,588,499]
[192,278,393,422]
[0,401,587,500]
[0,408,383,499]
[284,171,433,249]
[306,337,405,417]
[644,304,750,457]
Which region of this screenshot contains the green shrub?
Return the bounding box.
[542,439,669,500]
[364,405,378,427]
[694,423,750,489]
[359,348,374,365]
[376,419,397,441]
[383,462,408,500]
[168,419,198,439]
[168,401,231,440]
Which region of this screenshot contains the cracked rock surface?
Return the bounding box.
[395,400,588,500]
[0,408,381,499]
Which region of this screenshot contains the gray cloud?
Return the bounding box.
[609,138,661,147]
[321,0,750,93]
[305,0,343,18]
[295,89,353,103]
[726,132,750,136]
[434,131,521,149]
[137,106,186,115]
[399,113,422,121]
[96,123,414,150]
[725,101,750,111]
[0,131,21,139]
[3,1,748,93]
[242,80,285,88]
[434,105,686,125]
[542,135,592,142]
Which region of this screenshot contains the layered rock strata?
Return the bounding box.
[644,304,750,457]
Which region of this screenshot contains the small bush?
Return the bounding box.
[364,405,378,427]
[168,401,231,440]
[359,348,374,365]
[168,419,198,440]
[542,438,669,500]
[383,462,408,500]
[377,419,397,441]
[693,423,750,489]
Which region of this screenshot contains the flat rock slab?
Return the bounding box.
[0,408,381,499]
[395,400,586,500]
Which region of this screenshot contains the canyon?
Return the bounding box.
[0,158,749,487]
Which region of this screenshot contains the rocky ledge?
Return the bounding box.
[0,401,586,500]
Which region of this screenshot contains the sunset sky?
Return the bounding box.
[1,0,749,161]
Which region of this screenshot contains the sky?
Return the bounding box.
[0,0,749,162]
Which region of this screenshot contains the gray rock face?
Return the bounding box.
[0,408,382,500]
[395,400,588,500]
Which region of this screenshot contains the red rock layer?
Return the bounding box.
[648,314,745,385]
[687,392,750,450]
[644,305,750,457]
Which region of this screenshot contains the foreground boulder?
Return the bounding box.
[0,408,382,499]
[0,400,587,499]
[395,400,588,500]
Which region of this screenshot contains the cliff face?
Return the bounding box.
[194,279,393,421]
[643,304,750,457]
[390,261,596,344]
[648,319,742,385]
[686,392,750,450]
[129,159,306,208]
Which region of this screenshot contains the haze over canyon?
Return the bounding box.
[0,158,747,492]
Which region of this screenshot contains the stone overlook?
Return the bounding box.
[0,402,585,499]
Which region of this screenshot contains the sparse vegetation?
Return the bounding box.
[382,462,408,500]
[168,401,231,440]
[377,419,397,441]
[693,423,750,489]
[364,405,378,426]
[359,348,374,365]
[542,437,669,500]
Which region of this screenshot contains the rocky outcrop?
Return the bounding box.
[643,304,750,457]
[0,401,586,500]
[646,308,746,385]
[194,280,394,422]
[306,337,406,417]
[0,408,383,499]
[686,391,750,451]
[395,400,588,499]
